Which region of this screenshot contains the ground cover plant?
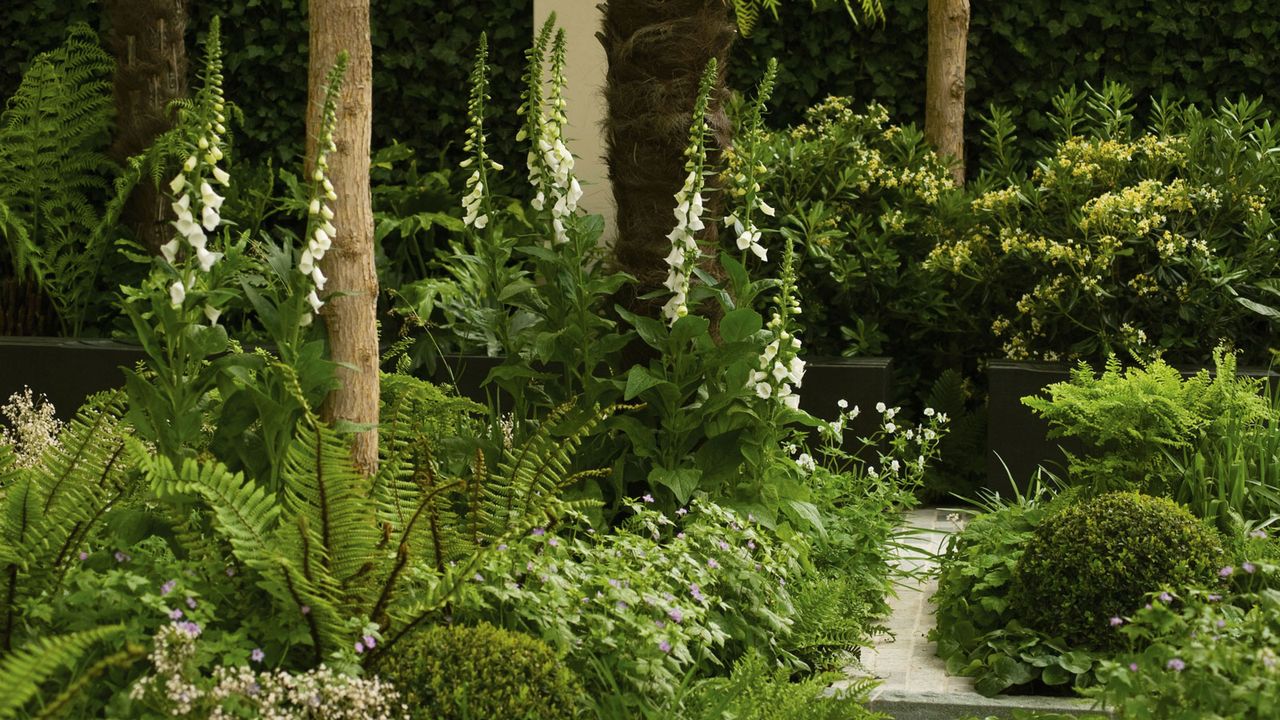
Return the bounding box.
[0,14,938,720]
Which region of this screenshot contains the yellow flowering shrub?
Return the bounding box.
[928,85,1280,365]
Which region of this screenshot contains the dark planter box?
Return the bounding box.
[798,357,894,443]
[425,354,894,443]
[987,359,1277,496]
[0,337,145,418]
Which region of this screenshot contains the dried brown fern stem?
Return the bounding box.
[103,0,189,255]
[598,0,735,316]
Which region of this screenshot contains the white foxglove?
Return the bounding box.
[169,280,186,308]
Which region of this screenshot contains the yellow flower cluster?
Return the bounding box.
[1079,178,1193,236]
[971,186,1021,213]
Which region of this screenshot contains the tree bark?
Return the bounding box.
[103,0,189,255]
[925,0,969,186]
[598,0,735,312]
[307,0,379,475]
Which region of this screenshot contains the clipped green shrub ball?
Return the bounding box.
[375,622,582,720]
[1011,492,1224,651]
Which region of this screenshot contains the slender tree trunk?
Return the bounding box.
[307,0,379,474]
[598,0,735,311]
[925,0,969,186]
[103,0,189,255]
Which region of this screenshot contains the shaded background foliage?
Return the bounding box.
[731,0,1279,164]
[0,0,530,171]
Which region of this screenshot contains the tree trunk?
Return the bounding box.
[103,0,189,255]
[925,0,969,186]
[307,0,379,475]
[598,0,735,311]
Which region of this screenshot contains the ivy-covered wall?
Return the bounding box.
[0,0,530,170]
[732,0,1279,162]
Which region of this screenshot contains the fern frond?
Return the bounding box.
[281,419,379,595]
[0,24,116,333]
[0,625,123,720]
[2,392,129,650]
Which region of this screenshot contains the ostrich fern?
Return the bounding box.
[733,0,884,36]
[0,24,136,336]
[139,375,627,665]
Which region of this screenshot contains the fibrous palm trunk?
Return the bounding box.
[598,0,735,308]
[307,0,379,475]
[103,0,189,255]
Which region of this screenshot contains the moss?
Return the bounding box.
[375,622,582,720]
[1011,492,1225,651]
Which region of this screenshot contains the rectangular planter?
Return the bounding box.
[0,337,145,418]
[987,359,1277,496]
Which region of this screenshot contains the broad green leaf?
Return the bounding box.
[719,307,763,343]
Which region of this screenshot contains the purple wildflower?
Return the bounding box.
[532,527,546,536]
[114,551,130,563]
[1207,594,1222,602]
[609,578,620,588]
[300,605,311,615]
[548,537,559,547]
[659,640,672,653]
[1166,658,1185,672]
[654,620,665,629]
[174,621,201,637]
[1216,619,1226,628]
[498,543,508,551]
[1243,562,1256,574]
[186,597,197,609]
[225,566,236,577]
[354,640,365,654]
[668,608,683,623]
[1159,592,1173,603]
[1110,616,1124,627]
[251,648,265,663]
[1250,529,1268,539]
[363,634,377,648]
[473,573,484,582]
[747,541,756,550]
[1129,663,1139,672]
[168,608,184,620]
[642,494,655,503]
[78,551,88,561]
[717,540,730,551]
[1219,566,1234,578]
[676,508,688,516]
[616,601,628,611]
[676,532,686,540]
[690,584,705,603]
[161,579,177,596]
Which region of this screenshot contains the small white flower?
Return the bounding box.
[211,166,231,187]
[754,382,772,399]
[885,422,897,434]
[783,393,800,410]
[875,402,887,413]
[183,155,198,172]
[306,289,324,313]
[924,407,936,417]
[169,173,187,195]
[299,249,315,274]
[169,280,185,308]
[837,399,849,409]
[759,200,776,217]
[890,459,901,473]
[203,305,222,325]
[321,204,335,221]
[313,228,331,253]
[796,453,815,473]
[194,246,221,272]
[160,238,180,264]
[201,205,220,232]
[310,265,327,291]
[309,199,321,215]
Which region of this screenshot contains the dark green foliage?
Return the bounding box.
[0,24,128,335]
[1011,492,1225,651]
[375,621,583,720]
[733,0,1280,167]
[1,2,530,175]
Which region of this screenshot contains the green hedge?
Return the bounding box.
[732,0,1279,162]
[0,0,529,169]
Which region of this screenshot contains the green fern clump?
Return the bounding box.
[0,625,131,720]
[1024,348,1268,493]
[0,392,131,652]
[683,651,882,720]
[375,622,583,720]
[0,24,124,334]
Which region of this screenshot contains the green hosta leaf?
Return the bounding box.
[623,365,668,401]
[719,307,763,343]
[649,467,702,505]
[1042,662,1070,685]
[1059,650,1093,674]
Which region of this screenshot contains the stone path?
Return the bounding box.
[845,507,1107,719]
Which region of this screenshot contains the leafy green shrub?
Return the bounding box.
[930,484,1101,695]
[1023,349,1269,493]
[1011,492,1225,651]
[375,622,582,720]
[1095,576,1280,720]
[929,85,1280,366]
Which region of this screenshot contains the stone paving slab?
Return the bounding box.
[846,508,1108,719]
